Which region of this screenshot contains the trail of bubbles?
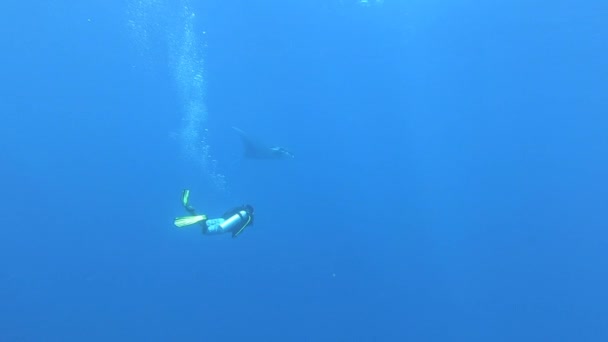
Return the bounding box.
[126,0,227,193]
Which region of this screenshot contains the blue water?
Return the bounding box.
[1,0,607,341]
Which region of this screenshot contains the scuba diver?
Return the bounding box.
[173,189,255,238]
[232,126,294,160]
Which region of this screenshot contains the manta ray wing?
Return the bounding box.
[232,126,279,159]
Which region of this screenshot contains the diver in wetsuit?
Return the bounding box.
[174,190,255,238]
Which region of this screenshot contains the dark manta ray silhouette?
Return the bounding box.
[232,126,294,160]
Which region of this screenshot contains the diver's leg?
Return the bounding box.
[185,205,197,215]
[204,218,226,235]
[182,189,198,215]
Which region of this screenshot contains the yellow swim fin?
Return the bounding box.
[174,215,207,228]
[182,189,191,207]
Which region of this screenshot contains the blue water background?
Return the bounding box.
[1,0,607,341]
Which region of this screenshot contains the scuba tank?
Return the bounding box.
[205,206,254,236]
[218,210,250,234]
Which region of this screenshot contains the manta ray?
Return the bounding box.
[232,127,294,160]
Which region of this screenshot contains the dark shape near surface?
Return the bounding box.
[232,126,294,160]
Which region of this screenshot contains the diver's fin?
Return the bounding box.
[181,189,190,207]
[174,215,207,228]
